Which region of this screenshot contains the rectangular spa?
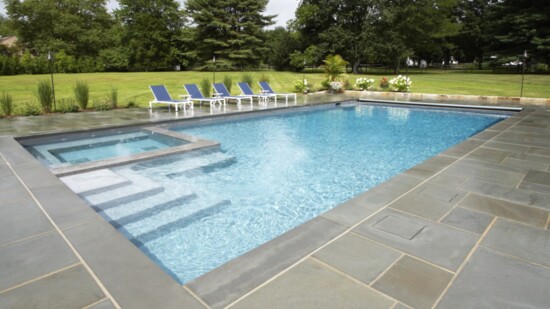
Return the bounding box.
[26,102,510,285]
[20,129,189,168]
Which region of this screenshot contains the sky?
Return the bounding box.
[1,0,299,29]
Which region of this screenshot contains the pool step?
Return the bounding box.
[82,172,164,211]
[108,193,198,229]
[130,149,236,178]
[166,156,237,178]
[119,192,231,237]
[60,169,131,196]
[130,199,232,246]
[130,148,218,171]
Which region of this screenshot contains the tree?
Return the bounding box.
[294,0,380,73]
[453,0,495,68]
[486,0,550,64]
[0,14,11,36]
[116,0,184,71]
[5,0,113,58]
[184,0,274,70]
[372,0,461,72]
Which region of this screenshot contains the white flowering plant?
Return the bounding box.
[389,75,412,92]
[329,81,343,92]
[355,78,375,91]
[294,79,310,93]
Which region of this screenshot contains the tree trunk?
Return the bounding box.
[352,61,360,74]
[394,57,401,74]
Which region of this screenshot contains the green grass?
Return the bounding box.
[0,70,548,115]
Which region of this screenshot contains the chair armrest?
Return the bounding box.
[212,92,223,98]
[260,90,270,94]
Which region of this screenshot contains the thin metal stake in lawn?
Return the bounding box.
[303,58,306,84]
[48,51,56,111]
[521,50,527,97]
[213,56,216,96]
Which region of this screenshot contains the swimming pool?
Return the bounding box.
[60,103,508,284]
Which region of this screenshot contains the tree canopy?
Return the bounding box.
[185,0,274,70]
[5,0,113,57]
[0,0,549,75]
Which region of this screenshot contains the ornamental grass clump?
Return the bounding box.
[389,75,412,92]
[223,76,233,93]
[74,80,90,110]
[355,78,375,91]
[0,92,14,116]
[36,80,53,113]
[110,87,118,109]
[200,78,211,98]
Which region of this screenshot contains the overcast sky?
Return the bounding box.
[2,1,299,29]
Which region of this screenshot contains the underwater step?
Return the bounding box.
[130,199,232,246]
[108,193,198,229]
[130,148,220,172]
[166,156,237,178]
[84,172,164,211]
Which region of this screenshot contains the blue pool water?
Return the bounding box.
[79,103,507,284]
[23,130,187,167]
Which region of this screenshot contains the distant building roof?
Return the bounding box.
[0,36,18,48]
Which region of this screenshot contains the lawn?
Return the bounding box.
[0,70,549,115]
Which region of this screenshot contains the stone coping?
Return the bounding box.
[351,90,550,107]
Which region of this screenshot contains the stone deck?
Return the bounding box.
[1,94,549,308]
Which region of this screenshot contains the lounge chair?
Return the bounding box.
[183,84,225,108]
[237,82,276,103]
[212,83,253,106]
[259,81,297,103]
[149,85,193,113]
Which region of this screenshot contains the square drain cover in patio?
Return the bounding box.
[374,215,425,240]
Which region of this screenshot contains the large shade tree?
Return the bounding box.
[485,0,550,64]
[5,0,113,57]
[294,0,379,73]
[184,0,274,70]
[116,0,184,71]
[453,0,495,68]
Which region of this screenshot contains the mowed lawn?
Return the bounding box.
[1,70,549,114]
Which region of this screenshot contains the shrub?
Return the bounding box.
[20,101,42,116]
[355,78,375,91]
[321,79,331,90]
[36,80,53,113]
[200,78,211,97]
[242,73,254,88]
[126,101,137,108]
[0,92,14,116]
[389,75,412,92]
[294,79,310,93]
[57,98,79,113]
[379,77,390,90]
[93,98,112,111]
[323,54,348,82]
[109,87,118,109]
[329,81,344,93]
[74,80,90,110]
[223,75,233,93]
